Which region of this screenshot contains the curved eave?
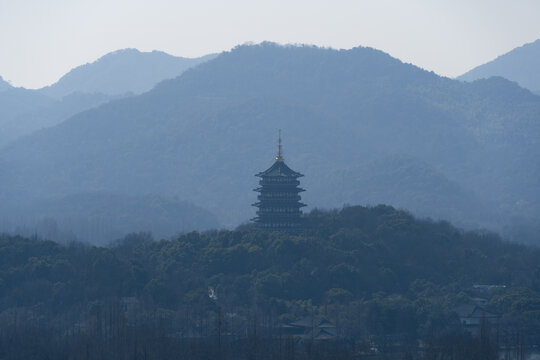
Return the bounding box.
[255,160,304,178]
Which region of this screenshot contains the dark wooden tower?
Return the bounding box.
[252,132,306,230]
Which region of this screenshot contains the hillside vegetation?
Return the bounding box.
[1,206,539,358]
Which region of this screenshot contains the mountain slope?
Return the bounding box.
[39,49,216,98]
[0,87,53,120]
[0,49,213,147]
[4,192,218,244]
[0,75,12,92]
[459,39,540,94]
[1,43,540,237]
[0,88,117,147]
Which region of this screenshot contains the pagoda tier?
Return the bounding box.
[252,136,306,230]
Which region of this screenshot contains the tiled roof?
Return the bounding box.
[256,160,303,178]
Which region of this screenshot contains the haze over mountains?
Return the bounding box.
[459,39,540,94]
[2,42,540,244]
[0,49,214,147]
[5,192,218,245]
[0,49,218,242]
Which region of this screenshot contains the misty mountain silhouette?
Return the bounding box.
[39,48,217,98]
[8,192,218,245]
[0,88,118,147]
[0,49,215,147]
[459,39,540,94]
[1,43,540,239]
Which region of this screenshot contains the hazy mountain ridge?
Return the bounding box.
[0,49,215,147]
[458,39,540,94]
[39,48,217,98]
[2,192,219,244]
[322,156,494,229]
[0,91,121,147]
[2,43,540,241]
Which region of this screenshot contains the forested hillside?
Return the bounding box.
[1,206,539,359]
[2,43,540,242]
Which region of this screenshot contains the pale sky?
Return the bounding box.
[1,0,539,89]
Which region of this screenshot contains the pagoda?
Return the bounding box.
[252,132,306,230]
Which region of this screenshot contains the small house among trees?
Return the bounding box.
[454,304,500,333]
[281,317,337,341]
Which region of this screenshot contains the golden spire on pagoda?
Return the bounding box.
[276,129,284,162]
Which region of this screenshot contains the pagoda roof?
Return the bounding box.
[256,160,304,178]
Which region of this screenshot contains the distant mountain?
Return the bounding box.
[0,49,214,147]
[39,49,217,98]
[0,75,12,92]
[2,43,540,241]
[0,87,53,121]
[459,39,540,94]
[0,88,117,147]
[322,156,494,229]
[3,192,219,244]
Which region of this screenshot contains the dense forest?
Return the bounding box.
[1,205,540,359]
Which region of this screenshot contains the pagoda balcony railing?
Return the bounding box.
[257,195,302,202]
[256,222,302,229]
[255,216,302,222]
[260,176,300,183]
[254,186,305,193]
[255,220,302,226]
[259,179,300,187]
[253,201,306,208]
[257,208,302,215]
[257,191,302,197]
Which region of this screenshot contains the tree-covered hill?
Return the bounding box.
[1,206,539,358]
[1,205,539,320]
